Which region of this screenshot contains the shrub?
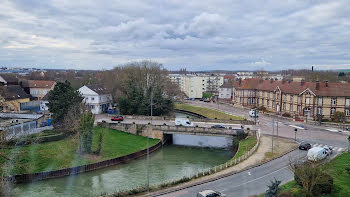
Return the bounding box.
[278,191,293,197]
[290,188,306,197]
[215,117,217,119]
[230,118,232,120]
[236,130,248,140]
[332,111,345,123]
[229,126,232,129]
[312,173,333,195]
[282,113,291,117]
[163,123,167,126]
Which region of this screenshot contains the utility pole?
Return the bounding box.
[146,74,152,193]
[294,128,298,142]
[272,118,274,154]
[276,121,279,136]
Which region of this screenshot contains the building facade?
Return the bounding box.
[0,85,31,112]
[78,84,113,114]
[169,74,224,98]
[218,83,233,101]
[21,80,56,100]
[233,78,350,120]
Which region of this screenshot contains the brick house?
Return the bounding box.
[233,78,350,120]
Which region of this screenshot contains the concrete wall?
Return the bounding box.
[172,133,232,148]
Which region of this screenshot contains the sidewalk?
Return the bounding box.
[142,136,298,197]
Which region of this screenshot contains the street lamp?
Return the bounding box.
[294,128,298,141]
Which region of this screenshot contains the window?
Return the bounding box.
[261,98,264,106]
[91,97,95,101]
[290,104,293,112]
[272,101,275,108]
[290,95,293,102]
[283,103,286,110]
[297,105,300,113]
[248,98,251,104]
[332,98,336,106]
[331,108,336,115]
[318,107,322,115]
[284,94,287,101]
[267,100,269,107]
[318,97,323,106]
[306,97,310,105]
[346,98,350,106]
[297,96,301,104]
[257,98,259,105]
[346,109,350,116]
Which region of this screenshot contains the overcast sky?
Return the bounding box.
[0,0,349,71]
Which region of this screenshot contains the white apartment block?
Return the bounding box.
[169,74,224,98]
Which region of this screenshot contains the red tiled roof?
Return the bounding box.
[22,80,56,88]
[234,78,350,97]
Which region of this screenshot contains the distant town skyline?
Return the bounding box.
[1,1,349,71]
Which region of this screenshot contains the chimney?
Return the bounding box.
[301,79,305,86]
[316,80,320,90]
[238,78,242,86]
[324,80,328,87]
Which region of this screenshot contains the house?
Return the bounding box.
[0,85,31,112]
[0,74,19,86]
[20,80,56,100]
[78,84,113,114]
[218,82,233,103]
[233,78,350,120]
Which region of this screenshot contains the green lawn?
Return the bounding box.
[175,103,244,120]
[231,136,257,160]
[280,152,350,196]
[0,127,159,175]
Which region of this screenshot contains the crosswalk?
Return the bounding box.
[311,143,345,152]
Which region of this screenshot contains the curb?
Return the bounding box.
[144,137,298,197]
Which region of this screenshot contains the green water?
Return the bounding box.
[13,145,233,197]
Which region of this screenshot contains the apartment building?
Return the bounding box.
[169,74,224,98]
[233,78,350,120]
[78,84,113,114]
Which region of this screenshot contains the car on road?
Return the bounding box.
[197,190,226,197]
[307,147,328,161]
[299,142,311,150]
[249,109,259,118]
[111,115,124,121]
[346,126,350,131]
[211,124,226,129]
[323,146,333,155]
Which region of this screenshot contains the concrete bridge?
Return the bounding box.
[98,122,252,148]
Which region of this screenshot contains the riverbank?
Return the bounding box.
[0,127,159,175]
[174,103,244,120]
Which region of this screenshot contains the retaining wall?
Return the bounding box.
[6,138,162,183]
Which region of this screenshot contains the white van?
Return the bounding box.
[307,147,328,161]
[175,118,194,127]
[249,109,259,118]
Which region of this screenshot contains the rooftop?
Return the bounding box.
[0,85,31,100]
[21,80,56,88]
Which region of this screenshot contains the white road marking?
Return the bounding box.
[248,172,251,176]
[326,128,340,132]
[289,125,305,130]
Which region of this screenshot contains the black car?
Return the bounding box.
[299,142,311,150]
[211,125,226,129]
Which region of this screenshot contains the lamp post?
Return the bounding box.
[294,128,298,142]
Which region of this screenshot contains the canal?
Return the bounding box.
[13,144,233,196]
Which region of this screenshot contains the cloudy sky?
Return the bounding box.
[0,0,349,71]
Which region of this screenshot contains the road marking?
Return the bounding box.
[325,128,340,132]
[248,172,251,176]
[312,143,319,147]
[230,166,289,189]
[289,125,305,130]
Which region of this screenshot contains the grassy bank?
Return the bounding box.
[175,103,244,120]
[0,127,159,175]
[280,152,350,196]
[231,136,257,160]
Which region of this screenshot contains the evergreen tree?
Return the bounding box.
[265,178,281,197]
[80,112,95,153]
[47,80,83,128]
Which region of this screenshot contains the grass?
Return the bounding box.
[279,152,350,196]
[0,127,159,175]
[175,103,244,120]
[231,136,257,160]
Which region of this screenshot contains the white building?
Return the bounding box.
[78,84,113,114]
[218,83,233,100]
[169,74,224,98]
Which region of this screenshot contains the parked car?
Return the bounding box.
[111,115,124,121]
[211,125,226,129]
[346,126,350,131]
[307,147,328,161]
[323,146,333,155]
[200,98,204,101]
[197,190,226,197]
[299,142,312,150]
